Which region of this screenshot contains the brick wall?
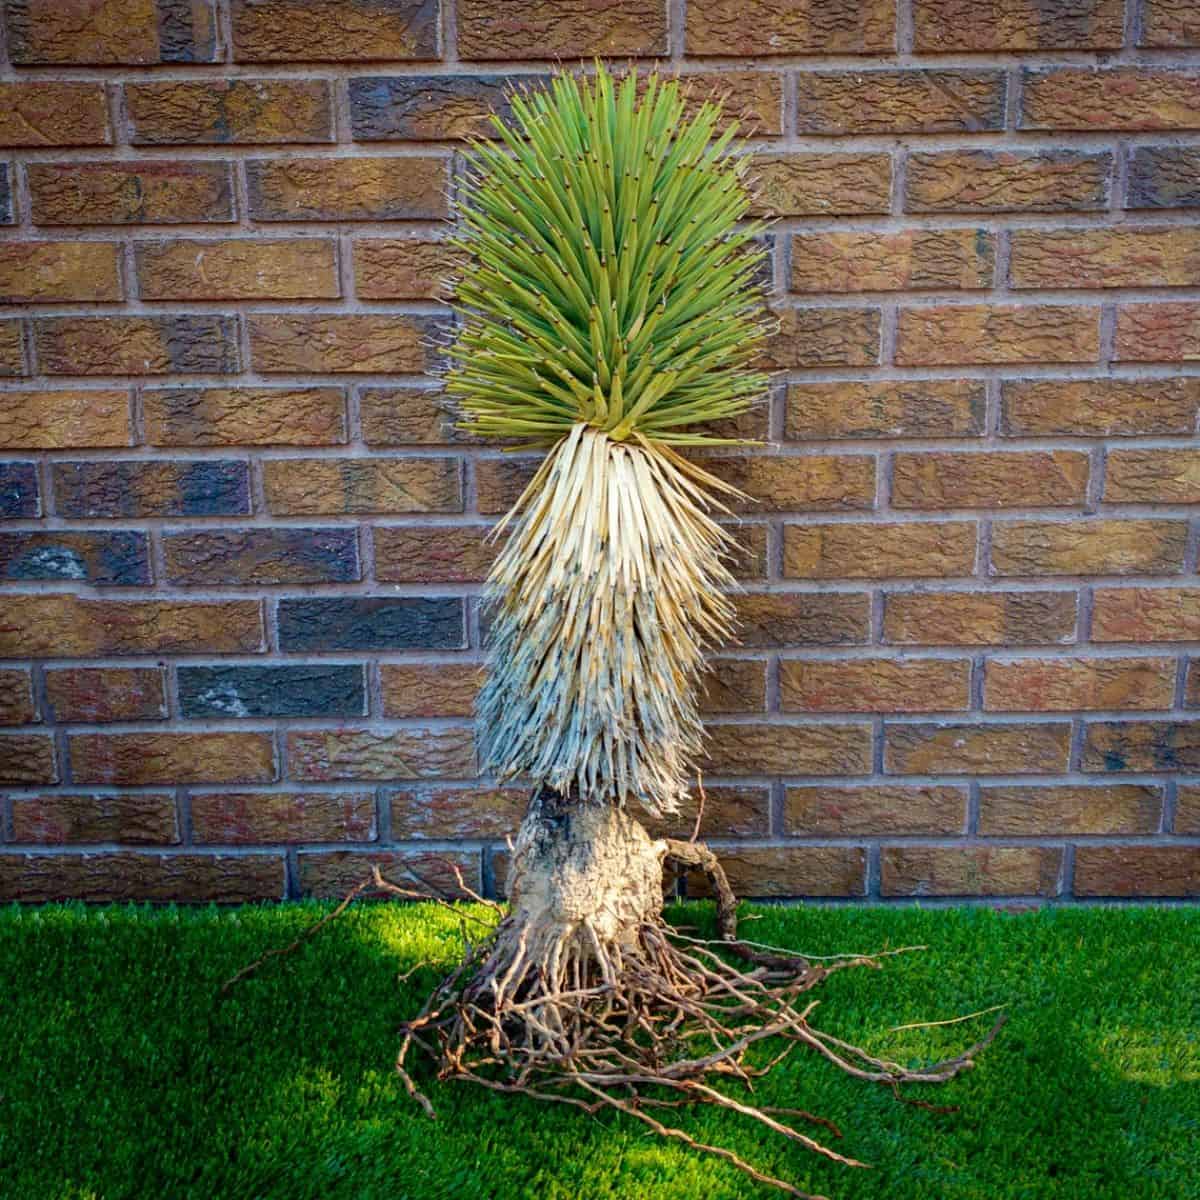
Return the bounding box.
[1,0,1199,904]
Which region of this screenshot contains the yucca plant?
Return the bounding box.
[388,65,1000,1197]
[450,66,769,818]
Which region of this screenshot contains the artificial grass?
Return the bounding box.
[1,903,1197,1200]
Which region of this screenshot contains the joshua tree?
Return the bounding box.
[211,70,1001,1200]
[389,65,998,1197]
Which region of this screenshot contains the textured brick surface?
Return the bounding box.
[0,81,110,146]
[126,80,334,144]
[28,161,233,225]
[2,1,1198,902]
[0,242,122,303]
[44,667,167,723]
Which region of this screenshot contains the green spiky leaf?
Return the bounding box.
[448,64,770,447]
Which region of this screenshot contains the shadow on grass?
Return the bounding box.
[0,903,1196,1200]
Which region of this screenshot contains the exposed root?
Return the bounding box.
[219,832,1002,1197]
[385,843,1004,1198]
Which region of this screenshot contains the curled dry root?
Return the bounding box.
[374,795,1003,1200]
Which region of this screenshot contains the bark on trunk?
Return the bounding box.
[506,786,666,950]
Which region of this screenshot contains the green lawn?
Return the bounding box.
[2,902,1197,1200]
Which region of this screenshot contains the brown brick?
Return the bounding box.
[1093,588,1200,643]
[232,0,438,61]
[136,238,339,300]
[1082,721,1200,773]
[906,150,1110,213]
[164,527,360,586]
[784,522,976,579]
[1141,0,1200,46]
[246,156,448,221]
[0,242,121,304]
[1116,303,1200,362]
[686,0,892,55]
[679,72,784,136]
[1001,378,1200,437]
[263,457,460,515]
[28,161,232,225]
[646,785,770,840]
[683,846,867,899]
[458,0,666,59]
[725,524,769,581]
[352,74,524,142]
[985,657,1176,712]
[474,456,538,515]
[796,70,1004,134]
[0,596,263,658]
[751,153,891,217]
[893,450,1088,509]
[732,593,870,647]
[700,658,768,715]
[0,390,130,449]
[1105,449,1200,504]
[126,79,333,144]
[0,322,23,375]
[703,722,872,776]
[35,316,238,376]
[144,387,347,447]
[1075,846,1200,898]
[381,662,482,718]
[980,785,1162,836]
[375,525,497,583]
[11,795,178,844]
[299,850,479,899]
[44,667,166,723]
[913,0,1122,50]
[761,307,880,370]
[0,733,56,784]
[791,230,994,294]
[882,846,1063,898]
[391,786,526,839]
[1010,227,1200,289]
[786,785,966,835]
[991,520,1188,577]
[191,793,375,844]
[7,0,218,64]
[885,722,1070,774]
[885,591,1077,646]
[361,387,463,445]
[287,727,474,781]
[0,669,35,725]
[1176,785,1200,833]
[1188,661,1200,709]
[1022,68,1200,132]
[782,657,970,713]
[0,853,284,903]
[71,731,275,785]
[248,314,444,374]
[712,455,875,512]
[897,305,1099,366]
[353,239,460,300]
[0,82,109,146]
[786,380,985,441]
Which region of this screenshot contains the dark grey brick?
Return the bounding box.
[52,460,250,518]
[0,463,39,518]
[278,597,465,651]
[350,75,528,140]
[0,531,150,585]
[179,664,367,718]
[1129,146,1200,209]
